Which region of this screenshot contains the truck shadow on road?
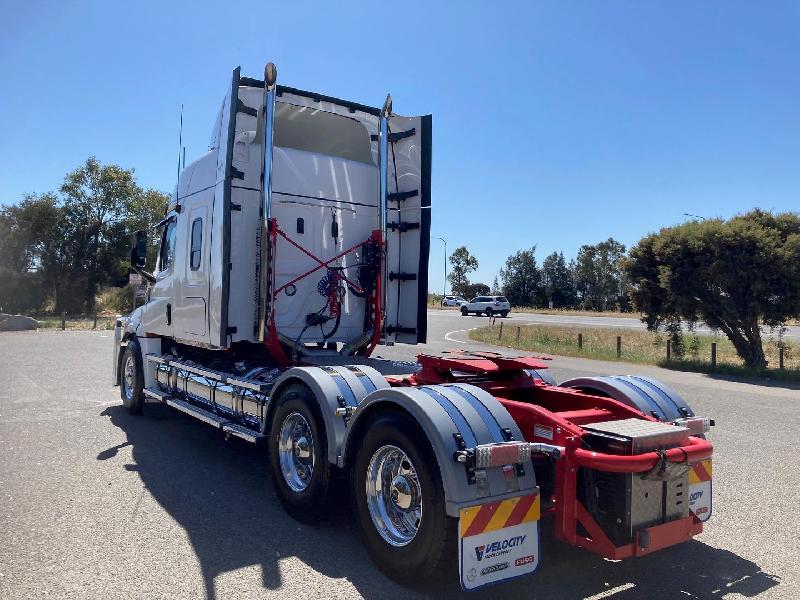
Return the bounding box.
[99,403,780,600]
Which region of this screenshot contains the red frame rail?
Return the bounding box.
[411,351,713,560]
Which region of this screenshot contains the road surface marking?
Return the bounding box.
[444,328,477,343]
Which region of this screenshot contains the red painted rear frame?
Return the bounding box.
[403,352,713,560]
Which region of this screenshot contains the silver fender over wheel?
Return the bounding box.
[559,375,695,422]
[343,384,538,518]
[266,365,390,464]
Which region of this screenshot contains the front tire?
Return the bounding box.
[500,311,509,318]
[120,340,145,415]
[485,308,494,317]
[461,307,468,316]
[352,411,456,584]
[268,383,331,523]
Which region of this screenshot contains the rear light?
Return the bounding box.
[673,416,713,435]
[454,442,562,467]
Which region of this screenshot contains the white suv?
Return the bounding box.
[441,295,466,307]
[461,295,511,317]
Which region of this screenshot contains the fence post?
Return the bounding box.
[711,343,717,370]
[498,322,504,340]
[616,336,622,359]
[61,312,66,331]
[515,326,521,343]
[578,333,583,350]
[666,339,671,360]
[780,347,785,370]
[93,310,98,330]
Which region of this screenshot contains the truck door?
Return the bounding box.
[140,213,178,337]
[174,204,210,338]
[383,114,432,344]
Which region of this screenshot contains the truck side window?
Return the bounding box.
[190,218,203,270]
[159,220,177,272]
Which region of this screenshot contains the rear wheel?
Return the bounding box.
[485,308,494,317]
[120,340,145,415]
[268,384,331,523]
[352,411,456,583]
[500,311,509,318]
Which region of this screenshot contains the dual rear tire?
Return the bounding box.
[267,391,454,582]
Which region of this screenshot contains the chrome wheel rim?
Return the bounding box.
[365,445,422,547]
[278,412,315,492]
[122,355,135,401]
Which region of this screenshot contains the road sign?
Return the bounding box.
[129,273,143,285]
[134,285,147,299]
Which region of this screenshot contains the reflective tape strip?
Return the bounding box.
[689,459,712,484]
[447,385,505,442]
[327,372,358,407]
[629,375,688,418]
[419,386,478,448]
[346,367,377,394]
[460,494,540,538]
[614,377,667,419]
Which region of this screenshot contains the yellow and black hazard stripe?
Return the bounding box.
[689,459,712,485]
[460,494,540,538]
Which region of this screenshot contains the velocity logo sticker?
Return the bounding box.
[459,495,541,590]
[474,535,527,561]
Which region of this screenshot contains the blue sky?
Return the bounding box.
[1,1,798,290]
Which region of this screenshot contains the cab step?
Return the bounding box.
[142,387,265,443]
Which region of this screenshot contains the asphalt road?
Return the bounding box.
[427,308,800,339]
[1,313,798,599]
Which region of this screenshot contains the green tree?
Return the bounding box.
[0,158,170,315]
[500,247,541,307]
[491,275,501,295]
[0,194,63,313]
[448,246,478,297]
[624,210,800,369]
[541,251,576,308]
[464,282,491,299]
[59,157,142,312]
[574,238,626,311]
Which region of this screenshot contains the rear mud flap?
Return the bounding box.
[458,494,540,590]
[688,459,712,522]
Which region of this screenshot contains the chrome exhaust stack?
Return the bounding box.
[258,62,278,342]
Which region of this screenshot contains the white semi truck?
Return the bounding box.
[113,62,714,591]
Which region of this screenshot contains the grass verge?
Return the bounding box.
[470,322,800,382]
[35,316,117,331]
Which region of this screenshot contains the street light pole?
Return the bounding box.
[433,236,447,297]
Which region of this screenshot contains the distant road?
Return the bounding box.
[427,309,800,339]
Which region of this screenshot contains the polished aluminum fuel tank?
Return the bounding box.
[154,359,277,424]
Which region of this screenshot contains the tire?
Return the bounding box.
[268,383,331,523]
[120,340,145,415]
[485,308,494,317]
[500,311,509,318]
[352,410,457,584]
[461,307,468,316]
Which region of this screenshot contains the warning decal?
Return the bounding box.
[688,459,713,522]
[459,494,540,590]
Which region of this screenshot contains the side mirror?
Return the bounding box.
[132,231,148,269]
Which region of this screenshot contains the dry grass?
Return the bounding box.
[36,315,117,330]
[470,322,800,381]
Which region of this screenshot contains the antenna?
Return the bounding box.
[176,103,184,189]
